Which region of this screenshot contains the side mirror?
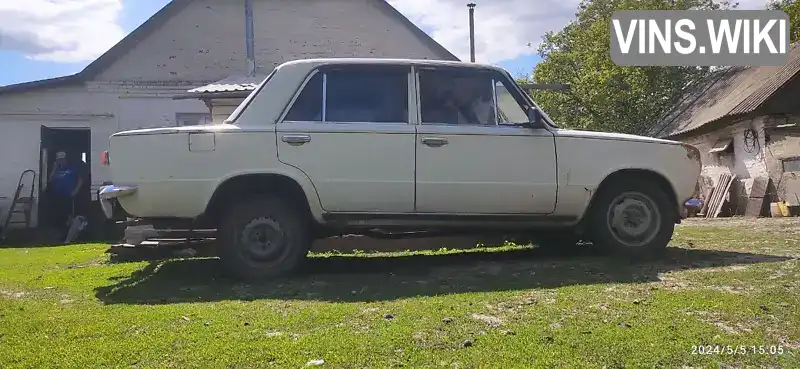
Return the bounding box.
[527,107,545,128]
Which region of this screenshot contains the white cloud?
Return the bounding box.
[389,0,774,65]
[0,0,776,66]
[0,0,125,62]
[389,0,581,64]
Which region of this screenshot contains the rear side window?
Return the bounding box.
[325,66,408,123]
[284,73,323,121]
[283,65,409,123]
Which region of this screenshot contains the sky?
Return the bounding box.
[0,0,773,87]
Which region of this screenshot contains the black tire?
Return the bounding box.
[218,195,311,280]
[587,178,675,257]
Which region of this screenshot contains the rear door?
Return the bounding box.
[276,64,416,213]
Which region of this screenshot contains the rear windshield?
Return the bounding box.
[225,68,277,124]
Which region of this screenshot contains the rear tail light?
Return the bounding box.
[101,151,110,166]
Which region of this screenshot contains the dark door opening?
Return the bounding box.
[39,126,91,229]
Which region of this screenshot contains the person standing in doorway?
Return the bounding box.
[47,151,85,239]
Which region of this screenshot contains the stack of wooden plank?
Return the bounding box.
[744,177,770,217]
[703,173,736,218]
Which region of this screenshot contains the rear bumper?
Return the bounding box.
[98,185,137,219]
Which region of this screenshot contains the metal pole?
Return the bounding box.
[245,0,256,76]
[468,3,476,62]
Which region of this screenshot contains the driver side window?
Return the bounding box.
[494,79,530,125]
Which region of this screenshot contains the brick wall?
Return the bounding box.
[97,0,453,83]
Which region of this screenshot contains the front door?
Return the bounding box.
[276,64,416,213]
[414,67,558,214]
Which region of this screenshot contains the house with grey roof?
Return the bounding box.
[0,0,457,230]
[648,44,800,215]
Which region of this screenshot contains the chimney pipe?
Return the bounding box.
[245,0,256,76]
[467,3,476,63]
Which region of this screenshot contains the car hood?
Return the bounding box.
[552,128,680,145]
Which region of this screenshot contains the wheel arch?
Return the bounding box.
[583,168,680,224]
[202,171,324,226]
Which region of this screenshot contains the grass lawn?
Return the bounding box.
[1,218,799,368]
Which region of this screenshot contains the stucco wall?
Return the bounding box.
[763,115,800,205]
[681,117,769,213]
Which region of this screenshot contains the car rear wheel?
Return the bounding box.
[588,178,674,257]
[218,195,311,280]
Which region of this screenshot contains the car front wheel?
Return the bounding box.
[588,178,674,257]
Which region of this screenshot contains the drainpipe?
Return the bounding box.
[245,0,256,76]
[468,3,476,62]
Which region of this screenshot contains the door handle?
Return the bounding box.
[281,134,311,145]
[421,137,448,147]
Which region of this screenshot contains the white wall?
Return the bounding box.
[210,98,245,123]
[682,117,769,199]
[0,0,454,227]
[0,84,208,227]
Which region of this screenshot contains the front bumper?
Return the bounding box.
[98,185,137,219]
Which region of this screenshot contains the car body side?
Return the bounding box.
[104,59,700,228]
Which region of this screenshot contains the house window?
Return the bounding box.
[176,113,212,126]
[709,138,734,155]
[783,157,800,172]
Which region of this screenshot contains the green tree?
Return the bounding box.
[529,0,737,135]
[769,0,800,42]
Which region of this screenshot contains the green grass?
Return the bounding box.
[1,219,799,368]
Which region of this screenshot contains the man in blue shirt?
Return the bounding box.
[46,151,86,239]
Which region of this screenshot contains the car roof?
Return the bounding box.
[277,58,508,73]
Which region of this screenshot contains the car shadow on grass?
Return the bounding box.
[94,244,793,305]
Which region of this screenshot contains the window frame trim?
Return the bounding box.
[417,67,531,127]
[321,73,328,122]
[492,78,499,125]
[279,64,413,125]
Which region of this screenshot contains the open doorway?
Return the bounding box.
[38,127,91,231]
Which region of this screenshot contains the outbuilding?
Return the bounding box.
[0,0,457,230]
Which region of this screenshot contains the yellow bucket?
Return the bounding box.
[779,201,790,217]
[771,202,791,217]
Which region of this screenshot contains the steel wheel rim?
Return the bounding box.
[605,191,661,247]
[240,217,287,262]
